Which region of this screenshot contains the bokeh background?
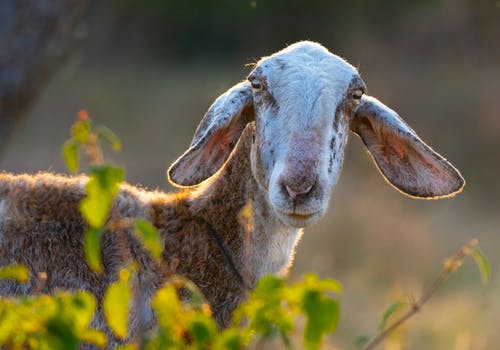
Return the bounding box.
[1,0,499,348]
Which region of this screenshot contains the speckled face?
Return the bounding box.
[248,42,366,228]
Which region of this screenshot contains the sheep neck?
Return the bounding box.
[190,125,303,287]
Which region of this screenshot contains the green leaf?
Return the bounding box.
[470,246,491,285]
[46,317,79,350]
[302,290,340,350]
[133,219,162,262]
[80,178,110,228]
[92,165,124,189]
[80,329,107,348]
[96,126,122,152]
[236,277,290,339]
[71,291,98,331]
[0,264,29,283]
[316,278,342,294]
[79,166,124,228]
[62,140,79,173]
[103,273,131,339]
[151,284,182,329]
[115,344,138,350]
[241,275,294,339]
[72,119,92,144]
[354,335,371,349]
[84,228,103,274]
[189,316,217,346]
[378,300,406,332]
[215,328,245,350]
[255,275,285,297]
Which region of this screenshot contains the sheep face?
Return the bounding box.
[168,41,464,229]
[248,42,363,227]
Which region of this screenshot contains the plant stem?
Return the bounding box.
[362,239,479,350]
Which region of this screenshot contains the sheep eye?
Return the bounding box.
[352,89,363,101]
[250,81,262,90]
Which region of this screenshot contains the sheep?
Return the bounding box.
[0,41,464,343]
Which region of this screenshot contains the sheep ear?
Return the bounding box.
[350,95,465,198]
[168,81,254,187]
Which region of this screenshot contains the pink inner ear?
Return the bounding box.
[202,128,231,163]
[385,134,437,174]
[200,109,249,166]
[392,140,405,158]
[380,132,460,195]
[394,135,446,178]
[415,149,447,178]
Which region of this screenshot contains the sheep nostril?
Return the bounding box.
[284,183,313,200]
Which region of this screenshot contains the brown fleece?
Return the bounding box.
[0,126,257,347]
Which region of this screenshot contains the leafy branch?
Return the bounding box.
[358,238,490,350]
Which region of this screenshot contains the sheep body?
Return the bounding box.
[0,41,464,347]
[0,126,295,340]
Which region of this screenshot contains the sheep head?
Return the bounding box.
[168,41,464,228]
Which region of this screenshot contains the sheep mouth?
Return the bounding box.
[276,209,323,227]
[285,212,316,220]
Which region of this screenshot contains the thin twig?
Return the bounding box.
[362,239,479,350]
[33,272,47,294]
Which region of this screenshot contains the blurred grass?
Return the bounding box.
[1,1,499,348]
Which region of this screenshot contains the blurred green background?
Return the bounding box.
[1,0,499,348]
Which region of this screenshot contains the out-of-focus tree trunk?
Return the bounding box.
[0,0,91,157]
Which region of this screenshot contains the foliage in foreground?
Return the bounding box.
[0,113,490,349]
[0,269,341,349]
